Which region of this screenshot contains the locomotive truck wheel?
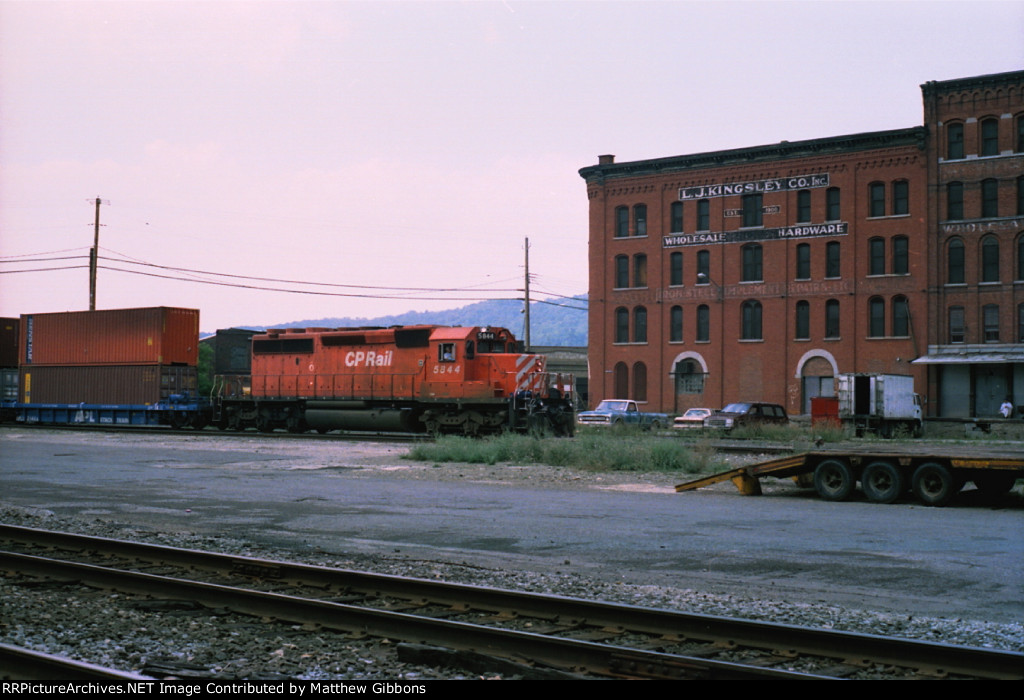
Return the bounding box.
[911,462,958,507]
[813,459,854,501]
[861,460,904,504]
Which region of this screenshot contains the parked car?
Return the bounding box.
[704,402,788,431]
[673,407,713,430]
[577,399,668,429]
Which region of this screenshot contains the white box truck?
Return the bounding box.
[836,373,922,438]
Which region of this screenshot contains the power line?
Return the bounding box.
[2,248,587,308]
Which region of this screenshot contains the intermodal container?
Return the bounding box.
[0,317,18,368]
[19,307,199,366]
[19,365,198,405]
[1,367,18,401]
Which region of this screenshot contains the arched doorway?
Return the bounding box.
[796,350,838,415]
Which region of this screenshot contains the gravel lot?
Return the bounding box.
[1,430,1022,679]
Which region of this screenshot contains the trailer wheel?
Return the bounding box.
[813,459,855,501]
[912,462,957,507]
[861,461,904,504]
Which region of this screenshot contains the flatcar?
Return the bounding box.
[212,324,575,436]
[2,308,209,428]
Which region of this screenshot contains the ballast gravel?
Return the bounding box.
[1,431,1022,679]
[2,499,1021,680]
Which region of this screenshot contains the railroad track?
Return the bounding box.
[2,525,1020,681]
[0,643,152,681]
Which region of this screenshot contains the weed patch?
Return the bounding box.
[406,432,730,473]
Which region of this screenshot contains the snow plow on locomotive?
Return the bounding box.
[212,324,576,436]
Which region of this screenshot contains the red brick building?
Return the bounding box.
[580,69,1024,419]
[917,71,1024,417]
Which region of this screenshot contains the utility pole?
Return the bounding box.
[89,197,106,310]
[523,237,531,351]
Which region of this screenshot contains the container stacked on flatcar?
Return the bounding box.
[0,318,19,420]
[13,307,209,427]
[215,324,575,435]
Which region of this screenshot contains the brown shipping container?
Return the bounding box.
[20,307,199,366]
[0,317,19,368]
[19,365,198,405]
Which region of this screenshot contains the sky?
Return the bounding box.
[1,0,1022,332]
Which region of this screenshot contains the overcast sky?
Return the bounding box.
[2,0,1022,332]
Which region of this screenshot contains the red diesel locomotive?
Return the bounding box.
[213,324,576,436]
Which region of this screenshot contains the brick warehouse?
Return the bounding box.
[579,69,1023,419]
[919,72,1024,417]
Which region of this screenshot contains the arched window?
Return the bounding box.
[947,122,964,159]
[892,180,909,215]
[796,190,811,223]
[892,296,910,337]
[741,300,762,340]
[892,236,909,275]
[741,243,762,282]
[614,307,629,343]
[674,359,705,394]
[982,179,999,218]
[795,243,810,279]
[869,297,885,337]
[826,187,841,221]
[826,241,841,278]
[947,181,964,220]
[825,299,840,338]
[633,204,647,236]
[869,182,885,217]
[613,362,629,399]
[795,301,810,340]
[949,306,965,343]
[983,304,1000,342]
[696,305,710,342]
[696,249,710,281]
[669,201,683,233]
[1017,233,1024,281]
[670,305,683,342]
[632,362,647,402]
[633,306,647,343]
[615,206,628,238]
[696,200,710,231]
[947,238,965,284]
[982,236,1000,282]
[669,251,683,286]
[869,237,885,275]
[632,254,647,287]
[614,255,629,288]
[981,117,999,156]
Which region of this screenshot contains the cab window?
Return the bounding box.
[439,343,456,362]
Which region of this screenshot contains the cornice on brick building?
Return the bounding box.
[579,128,926,184]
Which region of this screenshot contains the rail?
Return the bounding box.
[3,525,1019,680]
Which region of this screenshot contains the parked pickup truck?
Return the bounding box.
[576,400,668,429]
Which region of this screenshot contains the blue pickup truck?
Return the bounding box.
[576,400,668,429]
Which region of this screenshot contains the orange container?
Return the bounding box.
[20,307,199,367]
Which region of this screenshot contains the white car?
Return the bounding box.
[673,408,713,430]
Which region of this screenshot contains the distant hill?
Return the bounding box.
[233,296,588,347]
